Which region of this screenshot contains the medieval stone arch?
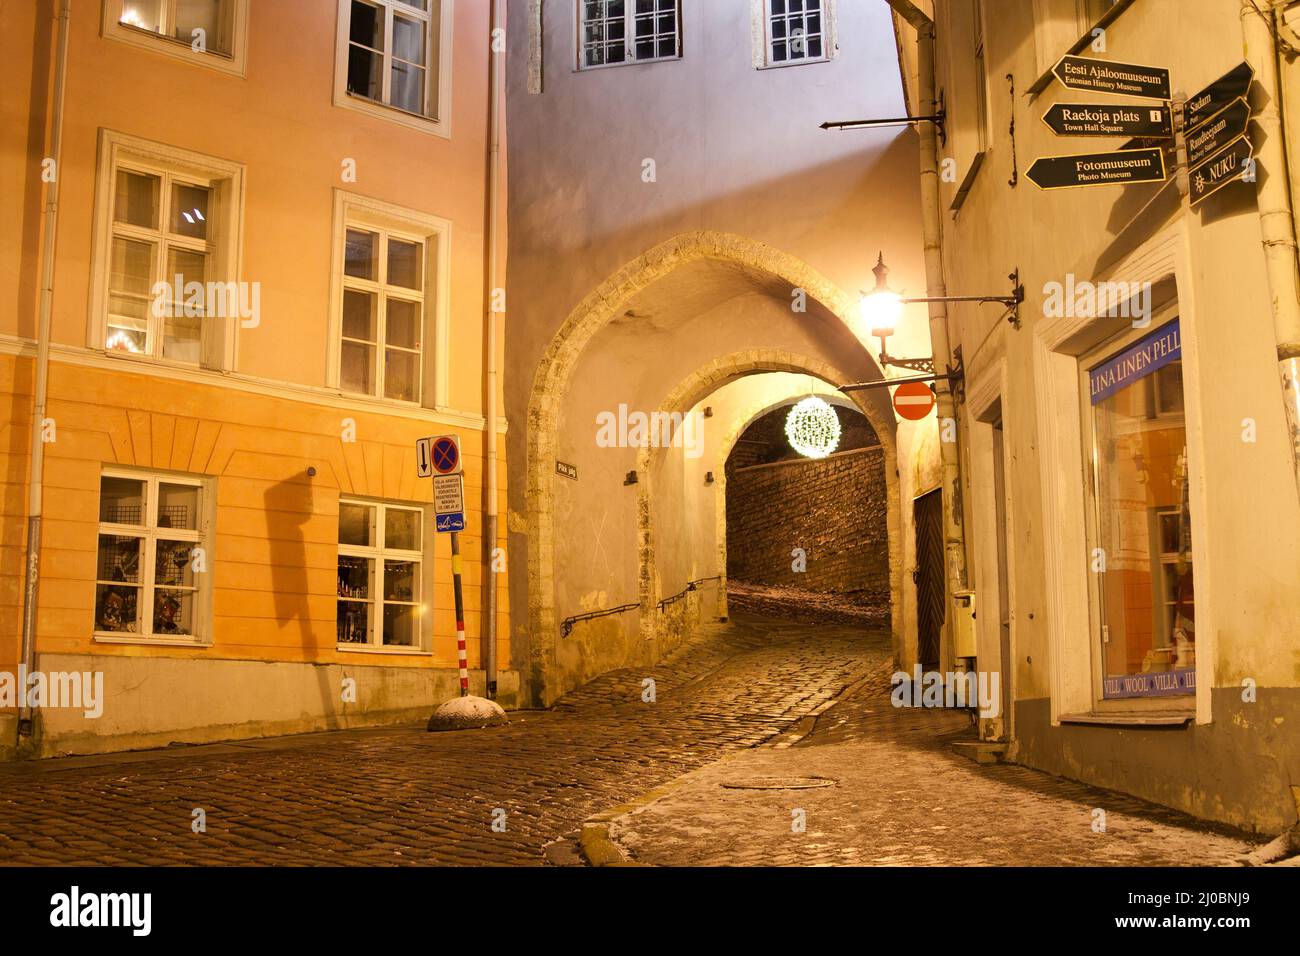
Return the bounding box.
[524,231,901,703]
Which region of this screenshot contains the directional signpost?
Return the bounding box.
[1033,56,1176,193]
[1053,55,1170,100]
[1182,62,1257,209]
[1185,62,1254,130]
[1041,102,1171,139]
[1027,147,1166,190]
[1190,136,1254,207]
[1185,97,1250,168]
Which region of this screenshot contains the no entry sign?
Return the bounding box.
[893,381,936,421]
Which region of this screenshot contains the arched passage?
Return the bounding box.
[523,231,905,704]
[637,358,901,665]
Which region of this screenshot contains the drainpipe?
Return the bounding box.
[481,0,504,699]
[890,3,971,642]
[1244,0,1300,506]
[18,0,72,738]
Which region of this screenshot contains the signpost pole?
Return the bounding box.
[451,530,469,697]
[1172,90,1190,200]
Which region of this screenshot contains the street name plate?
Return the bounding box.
[1053,55,1171,100]
[1042,102,1172,138]
[1027,147,1166,190]
[1185,97,1250,168]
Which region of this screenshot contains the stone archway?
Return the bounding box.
[634,353,903,663]
[525,231,899,704]
[708,382,866,621]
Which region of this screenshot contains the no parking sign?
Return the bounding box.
[416,434,463,477]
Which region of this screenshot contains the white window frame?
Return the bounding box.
[94,468,214,646]
[1078,315,1195,710]
[577,0,682,71]
[333,0,455,138]
[339,226,425,404]
[754,0,836,70]
[101,0,250,77]
[336,498,427,651]
[1033,224,1215,727]
[88,130,247,374]
[327,190,452,409]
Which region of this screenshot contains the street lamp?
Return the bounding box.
[852,252,1025,386]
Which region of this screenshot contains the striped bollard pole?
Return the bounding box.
[451,530,468,696]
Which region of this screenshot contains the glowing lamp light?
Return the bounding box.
[860,251,904,339]
[785,396,842,460]
[106,330,141,353]
[119,6,148,29]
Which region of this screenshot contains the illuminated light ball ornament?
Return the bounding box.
[785,396,841,460]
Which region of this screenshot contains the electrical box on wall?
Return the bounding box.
[953,590,976,659]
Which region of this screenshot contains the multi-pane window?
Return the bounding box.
[337,500,423,648]
[346,0,435,115]
[95,471,209,642]
[106,165,213,364]
[765,0,826,64]
[116,0,235,55]
[339,226,425,402]
[580,0,680,69]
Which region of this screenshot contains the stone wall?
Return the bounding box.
[726,446,889,599]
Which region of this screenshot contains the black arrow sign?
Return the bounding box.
[1027,147,1167,190]
[1042,102,1172,138]
[1186,97,1251,167]
[1053,55,1171,100]
[1190,136,1254,207]
[1186,61,1255,130]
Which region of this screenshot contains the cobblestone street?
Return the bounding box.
[608,634,1258,866]
[0,614,868,865]
[0,613,1255,866]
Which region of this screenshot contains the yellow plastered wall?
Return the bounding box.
[2,355,509,680]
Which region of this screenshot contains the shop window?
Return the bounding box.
[337,499,423,648]
[1085,320,1194,700]
[95,470,211,643]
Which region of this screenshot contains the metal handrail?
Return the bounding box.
[656,576,722,612]
[560,603,640,637]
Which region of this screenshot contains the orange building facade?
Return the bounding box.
[0,0,511,757]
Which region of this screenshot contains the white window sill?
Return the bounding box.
[336,387,424,411]
[574,55,682,73]
[336,644,432,657]
[103,23,247,78]
[1058,711,1193,728]
[101,348,205,374]
[93,633,212,648]
[334,91,449,139]
[757,56,832,71]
